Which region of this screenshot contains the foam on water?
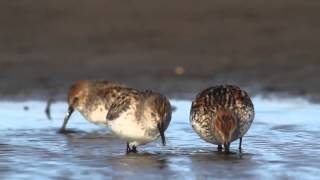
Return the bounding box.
[0,96,320,179]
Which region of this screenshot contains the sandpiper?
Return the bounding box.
[59,80,126,132]
[106,88,172,153]
[190,85,254,152]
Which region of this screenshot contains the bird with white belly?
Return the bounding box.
[106,88,172,153]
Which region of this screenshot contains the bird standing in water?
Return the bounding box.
[190,85,254,153]
[106,88,172,153]
[59,80,126,133]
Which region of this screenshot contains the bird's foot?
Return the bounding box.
[58,128,67,134]
[239,147,242,153]
[126,143,138,154]
[58,128,78,134]
[224,143,230,154]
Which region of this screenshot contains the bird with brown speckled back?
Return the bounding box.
[190,85,255,153]
[59,80,126,133]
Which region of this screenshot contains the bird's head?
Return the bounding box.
[67,80,89,111]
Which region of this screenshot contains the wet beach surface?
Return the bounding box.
[1,97,320,179]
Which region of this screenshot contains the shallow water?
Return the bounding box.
[1,97,320,179]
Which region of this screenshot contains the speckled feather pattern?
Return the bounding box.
[68,80,126,125]
[85,81,126,111]
[106,88,172,146]
[190,85,254,145]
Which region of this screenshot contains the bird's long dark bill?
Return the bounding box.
[59,106,74,132]
[157,124,166,146]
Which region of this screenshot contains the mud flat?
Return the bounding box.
[0,1,320,101]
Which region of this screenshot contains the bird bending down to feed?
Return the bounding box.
[190,85,254,153]
[106,88,172,153]
[59,80,126,133]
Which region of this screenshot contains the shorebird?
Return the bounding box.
[106,88,172,153]
[190,85,254,153]
[59,80,126,132]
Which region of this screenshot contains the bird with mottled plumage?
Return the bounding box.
[59,80,126,132]
[106,88,172,153]
[190,85,254,152]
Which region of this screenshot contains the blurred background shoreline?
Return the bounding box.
[1,0,319,101]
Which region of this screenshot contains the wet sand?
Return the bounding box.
[1,98,320,179]
[0,1,320,101]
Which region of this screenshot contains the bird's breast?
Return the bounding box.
[81,104,108,125]
[107,109,159,145]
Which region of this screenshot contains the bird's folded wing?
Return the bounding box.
[106,93,132,120]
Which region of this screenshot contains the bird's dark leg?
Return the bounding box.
[59,106,74,133]
[224,143,230,153]
[132,145,137,153]
[217,145,223,151]
[45,98,54,120]
[239,137,242,152]
[126,142,131,153]
[126,143,138,153]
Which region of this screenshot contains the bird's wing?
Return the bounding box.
[106,89,140,120]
